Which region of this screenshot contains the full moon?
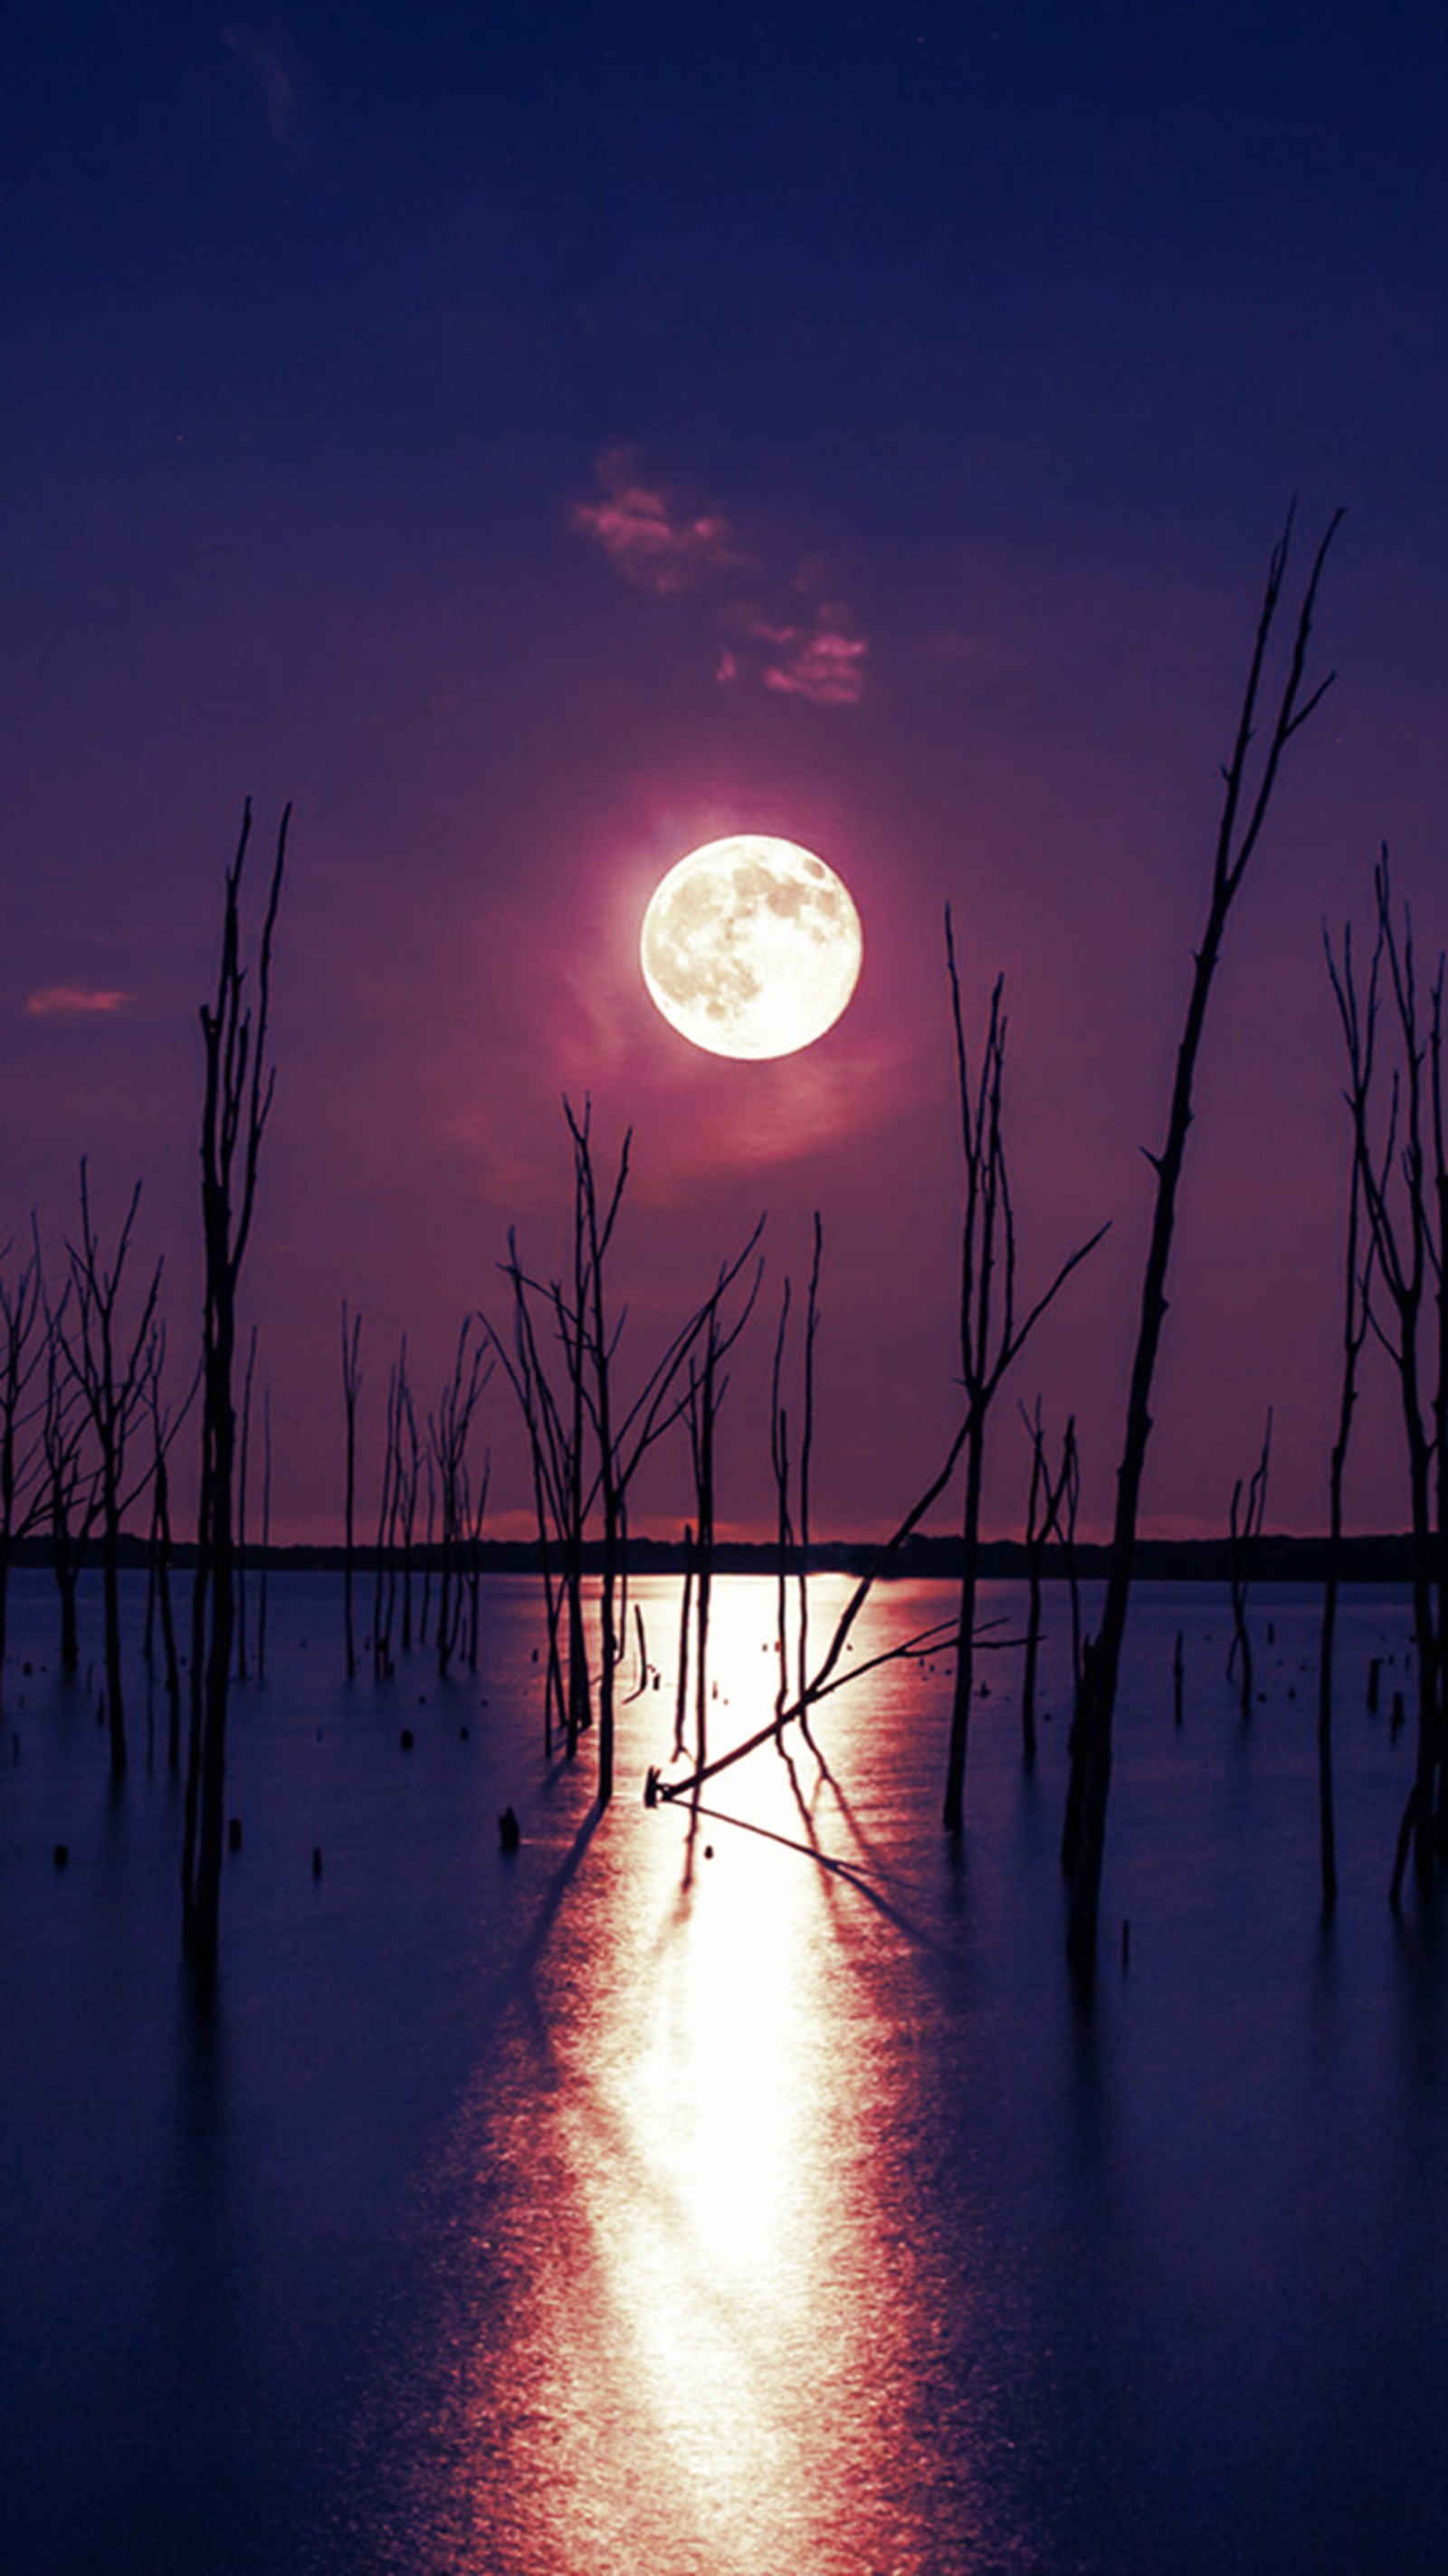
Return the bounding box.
[640,835,863,1060]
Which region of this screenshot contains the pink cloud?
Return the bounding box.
[570,448,740,595]
[760,611,868,708]
[572,451,868,703]
[25,986,131,1019]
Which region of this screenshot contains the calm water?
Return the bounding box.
[1,1569,1443,2576]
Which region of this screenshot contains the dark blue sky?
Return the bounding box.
[11,5,1443,536]
[4,3,1446,1540]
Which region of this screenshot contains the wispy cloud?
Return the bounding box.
[572,446,870,707]
[712,602,869,706]
[25,987,131,1020]
[222,24,299,142]
[757,609,868,708]
[570,448,740,596]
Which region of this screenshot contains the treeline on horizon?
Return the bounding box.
[6,1529,1430,1584]
[5,511,1448,1978]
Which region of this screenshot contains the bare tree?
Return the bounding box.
[567,1103,763,1807]
[489,1101,762,1806]
[489,1243,572,1749]
[370,1333,421,1679]
[767,1215,823,1749]
[1316,976,1375,1912]
[417,1452,436,1647]
[1019,1399,1078,1768]
[1063,509,1341,1977]
[671,1524,695,1764]
[462,1437,490,1674]
[140,1327,191,1770]
[183,799,287,1968]
[1226,1408,1272,1718]
[428,1319,491,1681]
[941,922,1108,1833]
[677,1236,762,1780]
[1326,854,1446,1896]
[39,1278,97,1676]
[566,1102,628,1800]
[60,1166,163,1779]
[659,1412,969,1809]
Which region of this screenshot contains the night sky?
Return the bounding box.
[5,2,1446,1543]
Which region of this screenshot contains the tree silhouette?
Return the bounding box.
[940,920,1106,1834]
[1226,1408,1272,1719]
[489,1102,761,1806]
[1019,1398,1078,1768]
[1316,969,1374,1913]
[1063,508,1340,1977]
[1326,854,1446,1894]
[182,800,287,1967]
[60,1166,163,1779]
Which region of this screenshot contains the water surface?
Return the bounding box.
[1,1571,1441,2574]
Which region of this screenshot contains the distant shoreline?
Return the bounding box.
[8,1531,1423,1583]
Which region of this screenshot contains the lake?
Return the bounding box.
[1,1568,1442,2575]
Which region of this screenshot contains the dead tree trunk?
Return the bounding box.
[1226,1408,1272,1718]
[491,1103,760,1809]
[660,1412,971,1809]
[40,1299,92,1677]
[693,1325,721,1783]
[567,1103,628,1804]
[1317,932,1377,1916]
[795,1214,822,1721]
[371,1341,399,1679]
[464,1445,489,1673]
[1063,509,1340,1977]
[672,1523,695,1761]
[490,1242,570,1750]
[941,921,1107,1833]
[1020,1399,1077,1767]
[182,799,287,1970]
[141,1349,189,1770]
[61,1167,163,1779]
[1328,857,1445,1895]
[429,1320,490,1682]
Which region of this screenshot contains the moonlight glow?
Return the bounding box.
[640,835,863,1060]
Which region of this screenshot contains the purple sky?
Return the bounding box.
[5,4,1447,1542]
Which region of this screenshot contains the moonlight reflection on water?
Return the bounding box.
[375,1581,1004,2576]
